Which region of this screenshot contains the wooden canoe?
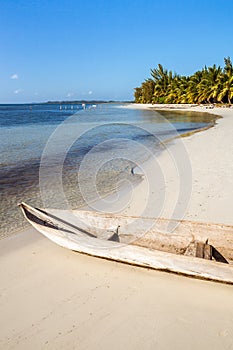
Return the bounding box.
[19,202,233,284]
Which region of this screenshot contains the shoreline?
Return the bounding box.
[84,104,232,225]
[1,104,233,349]
[114,104,233,224]
[3,103,214,239]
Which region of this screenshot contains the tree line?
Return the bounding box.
[134,57,233,104]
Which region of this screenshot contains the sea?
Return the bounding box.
[0,103,216,239]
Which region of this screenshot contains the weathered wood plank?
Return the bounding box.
[204,244,212,260]
[196,242,205,258]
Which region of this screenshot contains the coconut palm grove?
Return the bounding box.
[134,57,233,105]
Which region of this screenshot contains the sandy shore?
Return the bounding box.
[115,104,233,225]
[1,104,233,349]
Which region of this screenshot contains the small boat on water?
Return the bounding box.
[19,202,233,284]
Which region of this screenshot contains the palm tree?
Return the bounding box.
[141,79,155,103]
[165,75,188,103]
[186,70,203,103]
[207,65,223,103]
[151,64,173,103]
[134,87,143,103]
[217,57,233,104]
[197,65,222,103]
[151,64,168,83]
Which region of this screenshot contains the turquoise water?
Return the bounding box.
[0,103,216,238]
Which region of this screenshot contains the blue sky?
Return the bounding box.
[1,0,233,103]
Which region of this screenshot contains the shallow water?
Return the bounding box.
[0,103,216,238]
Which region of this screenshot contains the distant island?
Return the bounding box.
[134,57,233,105]
[44,100,133,105]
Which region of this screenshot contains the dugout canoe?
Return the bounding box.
[19,202,233,284]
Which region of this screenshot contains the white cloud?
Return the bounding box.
[88,90,93,95]
[14,89,23,94]
[11,74,18,80]
[34,92,39,96]
[67,92,75,98]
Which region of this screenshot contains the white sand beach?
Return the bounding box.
[118,104,233,225]
[1,105,233,349]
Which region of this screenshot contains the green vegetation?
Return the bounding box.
[134,57,233,105]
